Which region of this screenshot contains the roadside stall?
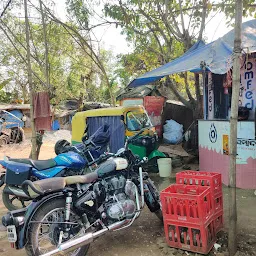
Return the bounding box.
[127,19,256,189]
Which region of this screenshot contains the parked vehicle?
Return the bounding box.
[2,128,162,256]
[71,105,166,170]
[0,124,110,210]
[0,110,24,146]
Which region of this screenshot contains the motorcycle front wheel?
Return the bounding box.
[145,178,163,221]
[25,198,89,256]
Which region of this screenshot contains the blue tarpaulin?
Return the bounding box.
[87,116,125,153]
[129,19,256,88]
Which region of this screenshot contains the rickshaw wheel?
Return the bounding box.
[0,134,9,146]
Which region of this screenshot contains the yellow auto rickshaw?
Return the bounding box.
[71,105,165,163]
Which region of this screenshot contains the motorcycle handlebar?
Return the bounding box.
[127,128,146,144]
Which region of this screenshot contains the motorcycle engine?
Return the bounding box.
[98,175,137,220]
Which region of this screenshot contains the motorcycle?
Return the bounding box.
[2,128,162,256]
[0,124,110,210]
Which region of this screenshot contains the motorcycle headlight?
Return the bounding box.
[141,139,147,145]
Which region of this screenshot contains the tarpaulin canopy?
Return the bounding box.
[129,19,256,88]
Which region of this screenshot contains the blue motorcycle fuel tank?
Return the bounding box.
[54,152,87,168]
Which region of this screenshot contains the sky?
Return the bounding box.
[11,0,256,55]
[52,0,254,55]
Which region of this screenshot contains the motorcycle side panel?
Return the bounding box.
[31,166,66,179]
[54,152,86,168]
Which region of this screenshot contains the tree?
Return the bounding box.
[37,0,117,106]
[24,0,37,160]
[103,0,256,117]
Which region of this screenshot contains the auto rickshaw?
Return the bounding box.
[71,105,166,169]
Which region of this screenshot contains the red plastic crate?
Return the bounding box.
[160,184,214,224]
[214,210,224,234]
[176,171,222,196]
[164,218,216,254]
[213,191,223,213]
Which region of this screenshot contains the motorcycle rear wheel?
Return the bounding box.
[25,198,89,256]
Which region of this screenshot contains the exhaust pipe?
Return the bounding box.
[41,219,129,256]
[3,185,30,199]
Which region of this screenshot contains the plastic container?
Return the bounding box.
[176,171,223,213]
[176,171,222,196]
[160,184,214,224]
[164,218,216,254]
[157,158,172,177]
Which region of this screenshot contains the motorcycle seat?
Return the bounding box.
[25,172,98,198]
[9,158,56,171]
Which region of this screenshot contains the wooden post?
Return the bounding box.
[228,0,242,255]
[24,0,37,160]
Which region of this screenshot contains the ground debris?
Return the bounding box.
[156,230,256,256]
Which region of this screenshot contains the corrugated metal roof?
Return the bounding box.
[0,104,30,110]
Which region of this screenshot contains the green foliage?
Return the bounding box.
[0,78,11,90]
[103,0,256,105]
[0,7,118,105]
[66,0,89,28]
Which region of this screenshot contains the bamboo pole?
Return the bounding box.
[228,0,242,255]
[24,0,37,160]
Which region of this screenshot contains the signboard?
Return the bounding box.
[208,73,214,119]
[199,120,256,164]
[239,57,256,120]
[121,98,143,106]
[144,96,165,137]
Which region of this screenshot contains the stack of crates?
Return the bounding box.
[160,171,223,255]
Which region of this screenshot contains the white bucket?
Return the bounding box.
[157,158,172,178]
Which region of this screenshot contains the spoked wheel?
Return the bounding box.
[146,178,163,222]
[0,134,9,146]
[2,192,31,211]
[26,199,90,256]
[10,128,24,143]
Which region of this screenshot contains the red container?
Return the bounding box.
[164,218,216,254]
[214,210,224,234]
[160,184,214,224]
[176,171,223,213]
[176,171,222,196]
[213,191,223,213]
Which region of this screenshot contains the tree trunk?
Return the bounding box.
[228,0,242,255]
[24,0,37,160]
[39,0,50,89]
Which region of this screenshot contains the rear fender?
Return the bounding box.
[18,192,64,249]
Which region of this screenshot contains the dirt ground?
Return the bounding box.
[0,138,255,256]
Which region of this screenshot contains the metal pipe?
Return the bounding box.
[139,167,145,207]
[41,219,128,256]
[3,186,30,199]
